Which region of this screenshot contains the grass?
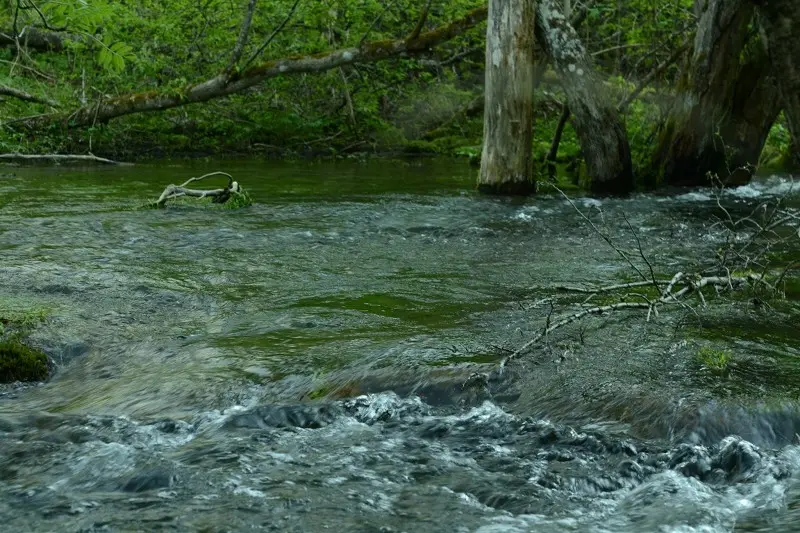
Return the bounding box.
[696,345,732,374]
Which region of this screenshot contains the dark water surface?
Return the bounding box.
[0,160,799,532]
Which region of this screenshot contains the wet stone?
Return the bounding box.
[120,468,176,493]
[669,443,712,479]
[343,392,430,425]
[618,459,644,479]
[224,404,342,430]
[711,436,762,481]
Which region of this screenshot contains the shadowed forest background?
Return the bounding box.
[1,0,796,193]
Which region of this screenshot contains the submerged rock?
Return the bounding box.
[120,468,177,493]
[224,403,342,430]
[0,340,48,383]
[711,436,762,482]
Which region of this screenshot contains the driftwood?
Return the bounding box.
[0,152,120,164]
[154,172,246,207]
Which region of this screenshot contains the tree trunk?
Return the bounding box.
[719,51,782,184]
[652,0,756,186]
[753,0,800,168]
[535,0,634,195]
[477,0,537,195]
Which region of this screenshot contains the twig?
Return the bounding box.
[617,38,690,113]
[360,0,396,45]
[179,171,233,188]
[501,273,763,367]
[241,0,302,72]
[501,301,650,368]
[545,103,571,181]
[554,185,649,282]
[225,0,259,76]
[621,212,658,287]
[409,0,433,40]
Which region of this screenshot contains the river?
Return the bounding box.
[0,159,799,532]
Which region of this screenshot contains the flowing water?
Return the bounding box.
[0,159,799,532]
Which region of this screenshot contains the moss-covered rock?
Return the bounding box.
[0,340,49,383]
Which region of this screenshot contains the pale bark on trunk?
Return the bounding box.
[753,0,800,168]
[478,0,537,195]
[14,7,487,130]
[653,0,756,186]
[535,0,633,195]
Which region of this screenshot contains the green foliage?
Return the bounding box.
[760,113,793,170]
[1,303,50,331]
[696,345,732,374]
[0,340,49,383]
[225,189,253,209]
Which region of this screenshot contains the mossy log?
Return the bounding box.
[16,7,488,130]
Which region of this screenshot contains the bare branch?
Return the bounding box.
[360,0,396,45]
[226,0,259,76]
[554,186,649,282]
[155,172,239,207]
[617,39,690,113]
[409,0,433,40]
[17,5,488,130]
[241,0,302,72]
[555,280,667,293]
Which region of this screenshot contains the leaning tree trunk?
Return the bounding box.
[478,0,537,195]
[652,0,756,186]
[535,0,633,195]
[753,0,800,168]
[719,50,782,184]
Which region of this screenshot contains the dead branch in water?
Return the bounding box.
[153,171,250,208]
[492,180,799,373]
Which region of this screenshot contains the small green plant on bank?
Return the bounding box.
[696,345,732,373]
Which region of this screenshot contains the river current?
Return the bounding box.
[0,160,798,532]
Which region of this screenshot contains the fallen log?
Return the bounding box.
[16,6,488,130]
[0,153,120,164]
